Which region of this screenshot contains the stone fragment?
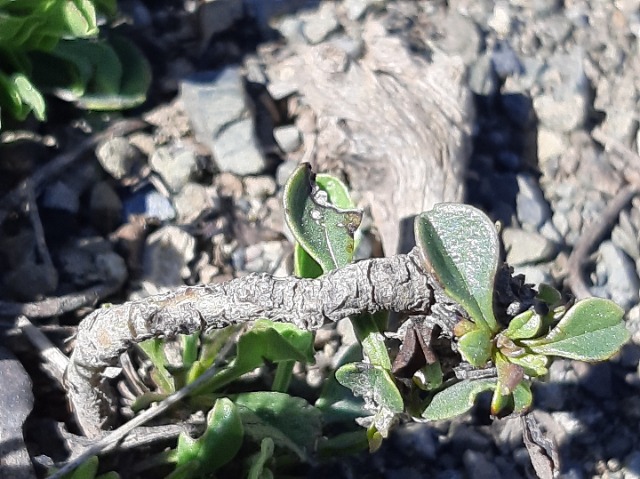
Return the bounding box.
[180,67,267,175]
[503,227,556,265]
[344,0,385,20]
[273,125,302,152]
[595,241,640,311]
[123,186,175,221]
[393,423,437,461]
[533,51,589,132]
[212,119,267,175]
[488,2,513,37]
[149,144,199,193]
[243,176,277,199]
[95,137,143,180]
[537,128,568,165]
[436,12,482,65]
[468,53,498,96]
[142,225,196,294]
[516,174,551,229]
[463,450,501,479]
[42,181,79,215]
[173,183,220,224]
[491,40,522,78]
[243,240,287,274]
[302,3,340,44]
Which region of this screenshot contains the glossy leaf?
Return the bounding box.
[504,310,543,340]
[235,392,322,460]
[283,163,362,272]
[415,203,499,332]
[413,361,444,391]
[422,378,497,421]
[12,73,45,120]
[292,173,356,277]
[457,326,493,367]
[173,398,243,476]
[523,298,630,361]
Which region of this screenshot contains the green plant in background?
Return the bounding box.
[0,0,151,128]
[53,455,119,479]
[129,165,629,477]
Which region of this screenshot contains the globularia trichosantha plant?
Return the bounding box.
[62,163,630,476]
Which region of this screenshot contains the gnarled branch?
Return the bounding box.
[67,247,445,436]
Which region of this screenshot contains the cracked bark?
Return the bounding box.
[67,247,455,436]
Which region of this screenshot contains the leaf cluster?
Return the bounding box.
[0,0,150,129]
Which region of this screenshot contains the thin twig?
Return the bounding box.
[0,280,126,319]
[49,336,238,479]
[24,179,57,284]
[566,129,640,298]
[16,315,68,386]
[566,184,639,299]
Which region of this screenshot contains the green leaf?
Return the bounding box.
[491,351,524,415]
[457,326,493,367]
[186,326,239,384]
[506,352,549,377]
[415,203,499,332]
[504,310,543,340]
[422,378,497,421]
[12,73,45,120]
[235,392,322,460]
[315,343,368,424]
[283,163,362,272]
[335,363,403,415]
[63,0,98,37]
[138,338,174,393]
[314,173,356,209]
[413,361,444,391]
[234,319,315,371]
[512,381,533,414]
[196,320,314,393]
[293,244,324,278]
[173,398,244,476]
[536,283,562,306]
[247,438,275,479]
[66,455,98,478]
[523,298,630,361]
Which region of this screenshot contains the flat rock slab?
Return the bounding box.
[180,68,267,176]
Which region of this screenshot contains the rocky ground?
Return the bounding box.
[2,0,640,478]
